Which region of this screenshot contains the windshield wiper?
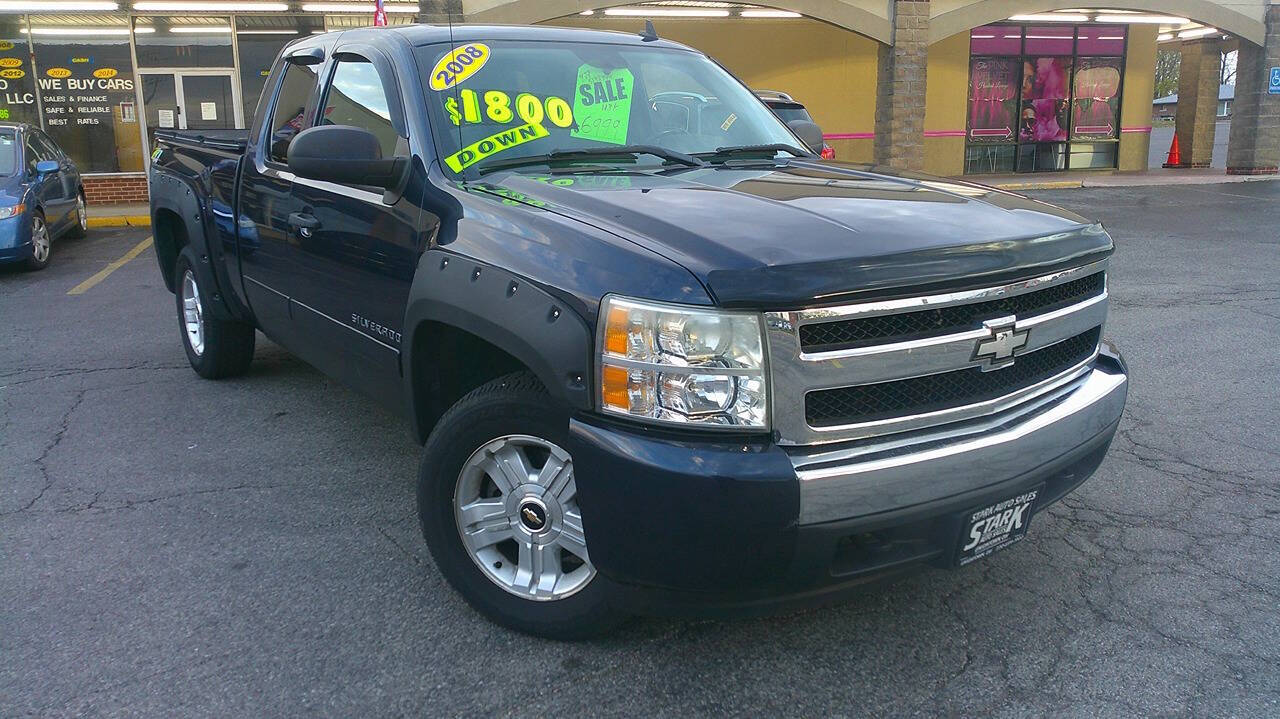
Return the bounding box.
[474,145,704,176]
[698,143,814,163]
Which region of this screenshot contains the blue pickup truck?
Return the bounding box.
[149,23,1128,638]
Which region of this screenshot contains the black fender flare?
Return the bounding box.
[401,249,595,443]
[148,169,239,321]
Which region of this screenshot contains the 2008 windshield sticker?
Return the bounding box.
[444,122,550,172]
[429,43,490,91]
[570,65,633,146]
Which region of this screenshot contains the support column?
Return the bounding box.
[1227,6,1280,175]
[874,0,929,170]
[420,0,462,21]
[1167,39,1222,168]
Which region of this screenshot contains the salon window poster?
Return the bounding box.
[967,58,1019,143]
[1071,57,1122,140]
[1019,57,1072,143]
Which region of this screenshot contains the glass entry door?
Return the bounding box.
[181,74,236,130]
[140,70,242,153]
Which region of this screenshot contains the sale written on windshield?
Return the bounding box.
[420,39,797,174]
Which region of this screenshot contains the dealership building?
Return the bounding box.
[0,0,1275,204]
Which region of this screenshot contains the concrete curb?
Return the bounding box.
[982,174,1279,192]
[988,180,1085,191]
[87,215,151,228]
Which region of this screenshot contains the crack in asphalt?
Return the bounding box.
[1,388,86,516]
[50,483,295,514]
[0,362,190,389]
[376,525,423,565]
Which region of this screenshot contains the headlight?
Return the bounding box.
[0,203,25,219]
[598,295,768,429]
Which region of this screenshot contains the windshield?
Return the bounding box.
[0,131,15,176]
[417,40,801,175]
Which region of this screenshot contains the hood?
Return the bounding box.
[0,176,25,206]
[476,160,1112,308]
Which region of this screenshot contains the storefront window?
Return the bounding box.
[965,24,1126,174]
[236,16,324,123]
[134,16,234,68]
[967,57,1019,144]
[969,25,1021,56]
[3,11,426,176]
[1022,26,1074,55]
[1077,25,1127,56]
[29,15,143,173]
[1071,57,1122,140]
[0,18,39,125]
[1020,57,1071,143]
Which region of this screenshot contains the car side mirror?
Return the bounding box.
[287,125,407,193]
[34,159,59,176]
[786,120,825,155]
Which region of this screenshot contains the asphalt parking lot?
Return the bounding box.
[3,180,1278,717]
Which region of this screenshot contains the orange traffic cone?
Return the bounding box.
[1161,133,1182,168]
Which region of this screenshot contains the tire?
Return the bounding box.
[174,246,255,379]
[25,211,51,271]
[417,371,625,639]
[65,191,88,239]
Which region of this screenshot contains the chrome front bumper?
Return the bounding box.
[788,352,1128,525]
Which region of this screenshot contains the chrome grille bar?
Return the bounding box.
[765,260,1108,446]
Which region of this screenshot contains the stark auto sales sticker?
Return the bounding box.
[956,486,1042,566]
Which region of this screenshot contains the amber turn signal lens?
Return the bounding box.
[603,305,630,356]
[601,364,630,410]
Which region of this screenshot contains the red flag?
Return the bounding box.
[373,0,387,26]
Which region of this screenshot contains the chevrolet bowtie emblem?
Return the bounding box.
[972,316,1030,371]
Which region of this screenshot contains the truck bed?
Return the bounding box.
[153,128,249,154]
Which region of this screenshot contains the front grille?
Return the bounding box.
[799,272,1105,352]
[805,327,1101,427]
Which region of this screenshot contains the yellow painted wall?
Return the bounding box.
[544,16,1161,177]
[545,17,879,162]
[1119,25,1157,171]
[923,31,970,176]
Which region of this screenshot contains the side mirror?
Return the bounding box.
[786,120,825,155]
[287,125,406,190]
[34,159,59,176]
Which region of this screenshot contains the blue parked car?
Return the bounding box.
[0,123,87,271]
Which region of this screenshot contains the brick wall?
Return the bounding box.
[83,175,149,205]
[874,0,929,170]
[1226,5,1280,175]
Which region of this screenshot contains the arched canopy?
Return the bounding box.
[463,0,895,45]
[929,0,1266,46]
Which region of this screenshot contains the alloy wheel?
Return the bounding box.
[454,434,595,601]
[30,216,49,263]
[181,269,205,356]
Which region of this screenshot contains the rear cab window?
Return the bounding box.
[265,59,320,165]
[766,103,813,125]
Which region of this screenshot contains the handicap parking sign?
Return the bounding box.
[1271,67,1280,94]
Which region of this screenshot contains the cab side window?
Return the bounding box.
[267,61,319,165]
[321,58,399,159]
